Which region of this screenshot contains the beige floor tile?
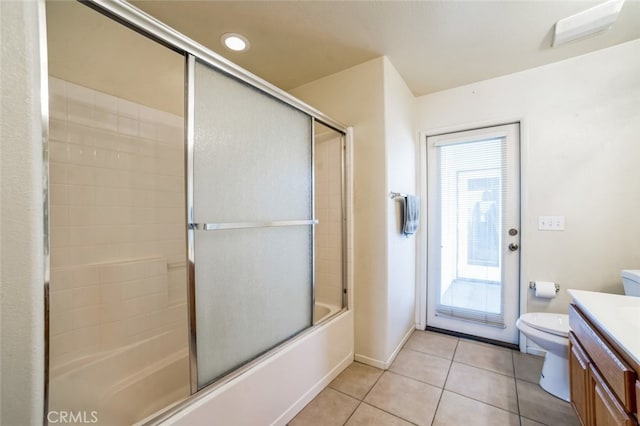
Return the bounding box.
[345,403,413,426]
[453,340,514,376]
[364,372,441,426]
[329,362,383,400]
[520,417,547,426]
[388,348,451,387]
[445,362,518,413]
[289,388,359,426]
[516,380,580,426]
[513,351,544,384]
[403,330,458,360]
[433,390,520,426]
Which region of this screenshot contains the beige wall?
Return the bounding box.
[292,58,390,365]
[416,40,640,318]
[0,1,45,424]
[382,58,417,359]
[292,57,418,367]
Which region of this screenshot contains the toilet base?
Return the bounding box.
[539,351,570,402]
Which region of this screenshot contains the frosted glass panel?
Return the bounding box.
[193,59,312,223]
[194,226,312,387]
[192,59,314,388]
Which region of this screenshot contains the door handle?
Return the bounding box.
[508,243,519,251]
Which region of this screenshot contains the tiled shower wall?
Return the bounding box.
[314,135,343,308]
[48,77,187,370]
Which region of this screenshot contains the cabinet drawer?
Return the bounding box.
[569,305,636,413]
[590,364,636,426]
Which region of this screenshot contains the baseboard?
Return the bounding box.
[273,351,354,426]
[354,353,386,370]
[383,326,414,369]
[354,326,415,370]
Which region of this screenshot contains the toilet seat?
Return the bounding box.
[519,313,569,337]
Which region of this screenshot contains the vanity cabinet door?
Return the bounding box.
[590,365,636,426]
[636,381,640,421]
[570,332,592,426]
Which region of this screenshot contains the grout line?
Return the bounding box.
[359,368,385,401]
[326,386,363,401]
[452,359,516,379]
[429,338,459,425]
[401,346,457,363]
[513,351,524,426]
[443,388,521,416]
[385,368,446,389]
[433,343,522,417]
[349,402,421,426]
[340,400,360,426]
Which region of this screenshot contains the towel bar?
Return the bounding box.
[389,191,408,199]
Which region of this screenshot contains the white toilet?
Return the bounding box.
[516,312,570,401]
[622,270,640,296]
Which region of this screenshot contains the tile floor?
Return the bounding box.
[289,330,580,426]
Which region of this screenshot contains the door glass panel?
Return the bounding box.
[192,59,313,388]
[437,138,505,325]
[426,123,520,344]
[193,61,311,224]
[194,226,312,385]
[46,1,189,423]
[313,121,345,323]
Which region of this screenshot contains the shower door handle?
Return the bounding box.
[190,219,318,231]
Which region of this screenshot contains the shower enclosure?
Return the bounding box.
[45,1,348,424]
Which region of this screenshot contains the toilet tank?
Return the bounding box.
[621,270,640,296]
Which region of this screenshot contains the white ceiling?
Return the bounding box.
[130,0,640,96]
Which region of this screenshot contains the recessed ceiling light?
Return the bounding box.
[221,33,250,52]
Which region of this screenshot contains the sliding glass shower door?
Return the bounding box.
[189,57,314,389]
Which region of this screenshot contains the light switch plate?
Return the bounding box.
[538,216,565,231]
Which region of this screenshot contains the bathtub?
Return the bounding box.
[47,304,344,425]
[313,301,343,324]
[48,329,189,425]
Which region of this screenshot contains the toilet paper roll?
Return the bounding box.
[534,281,557,299]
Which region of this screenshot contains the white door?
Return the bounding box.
[426,123,520,344]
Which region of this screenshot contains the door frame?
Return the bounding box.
[415,118,529,349]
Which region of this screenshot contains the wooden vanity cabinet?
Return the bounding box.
[570,332,592,426]
[590,364,635,426]
[569,304,639,426]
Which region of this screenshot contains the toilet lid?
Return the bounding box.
[519,313,570,337]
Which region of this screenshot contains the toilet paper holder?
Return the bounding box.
[529,281,560,293]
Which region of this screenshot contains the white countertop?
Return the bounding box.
[568,289,640,366]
